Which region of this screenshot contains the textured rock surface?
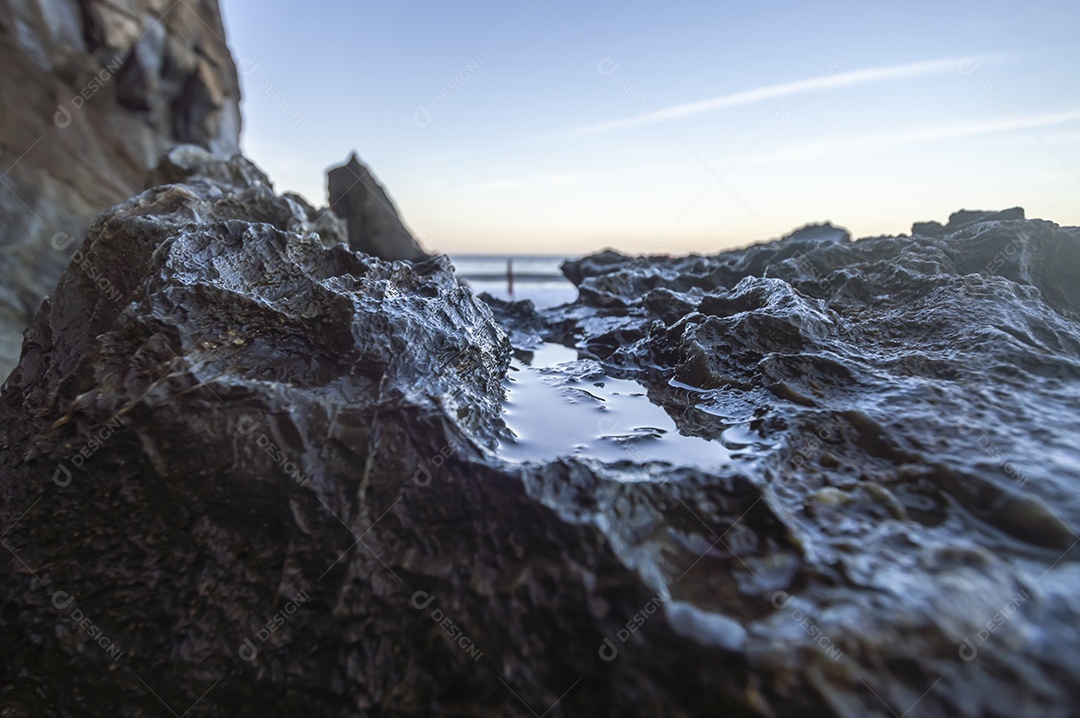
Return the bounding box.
[1,152,1078,718]
[0,0,242,379]
[540,211,1080,716]
[327,153,429,262]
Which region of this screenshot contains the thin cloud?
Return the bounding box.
[748,108,1080,164]
[460,107,1080,195]
[535,56,1002,141]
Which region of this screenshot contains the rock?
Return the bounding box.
[147,143,271,190]
[0,0,242,379]
[2,151,1079,718]
[326,152,429,262]
[543,210,1080,715]
[912,206,1025,237]
[0,152,737,717]
[0,151,508,714]
[148,144,349,248]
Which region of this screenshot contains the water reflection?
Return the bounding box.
[497,342,735,470]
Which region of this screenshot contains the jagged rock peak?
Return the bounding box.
[326,152,430,262]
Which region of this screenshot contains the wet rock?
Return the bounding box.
[538,209,1080,716]
[326,153,429,262]
[0,0,242,379]
[0,153,744,717]
[148,144,349,247]
[912,206,1025,237]
[2,175,1078,718]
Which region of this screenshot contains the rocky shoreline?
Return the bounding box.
[2,3,1078,715]
[1,146,1077,716]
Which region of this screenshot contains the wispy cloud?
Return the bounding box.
[748,108,1080,164]
[535,56,1001,141]
[460,107,1080,195]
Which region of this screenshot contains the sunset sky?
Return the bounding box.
[223,0,1080,255]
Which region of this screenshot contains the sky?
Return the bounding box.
[222,0,1080,256]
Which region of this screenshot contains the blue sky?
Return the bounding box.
[222,0,1080,255]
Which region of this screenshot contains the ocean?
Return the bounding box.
[449,255,579,309]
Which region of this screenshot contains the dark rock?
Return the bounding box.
[912,206,1026,237]
[0,152,745,717]
[0,152,522,715]
[2,150,1078,718]
[147,144,349,248]
[534,211,1080,715]
[0,0,242,379]
[326,152,429,262]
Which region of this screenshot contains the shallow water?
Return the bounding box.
[496,342,734,470]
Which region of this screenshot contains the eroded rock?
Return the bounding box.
[0,152,742,717]
[326,153,429,262]
[1,176,1078,717]
[540,209,1080,715]
[0,0,242,378]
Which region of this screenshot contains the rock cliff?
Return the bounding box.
[0,0,242,378]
